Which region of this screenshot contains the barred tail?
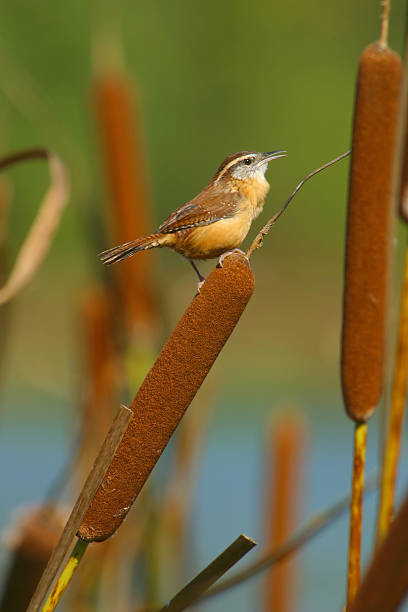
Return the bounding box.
[99,233,165,265]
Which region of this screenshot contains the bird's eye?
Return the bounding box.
[243,158,252,166]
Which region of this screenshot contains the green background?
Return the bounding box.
[0,0,405,412]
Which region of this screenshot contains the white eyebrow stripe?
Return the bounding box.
[216,153,257,181]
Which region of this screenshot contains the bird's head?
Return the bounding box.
[213,150,287,184]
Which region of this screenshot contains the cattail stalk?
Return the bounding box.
[347,423,367,604]
[41,539,87,612]
[350,487,408,612]
[341,5,401,602]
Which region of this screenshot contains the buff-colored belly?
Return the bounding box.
[172,211,253,259]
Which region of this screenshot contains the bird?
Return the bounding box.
[100,150,286,285]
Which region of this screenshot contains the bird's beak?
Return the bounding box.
[261,150,287,163]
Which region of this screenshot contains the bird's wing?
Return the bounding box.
[158,185,239,234]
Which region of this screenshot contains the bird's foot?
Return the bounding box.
[217,249,246,268]
[197,278,206,293]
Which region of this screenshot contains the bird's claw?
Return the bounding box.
[197,279,206,293]
[217,249,246,268]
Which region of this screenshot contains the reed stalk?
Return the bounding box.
[347,422,367,604]
[27,405,132,612]
[377,247,408,541]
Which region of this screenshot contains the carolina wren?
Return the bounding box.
[100,150,286,282]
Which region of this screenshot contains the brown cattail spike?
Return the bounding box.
[265,415,306,612]
[79,286,118,461]
[78,252,254,542]
[342,42,402,423]
[94,74,156,334]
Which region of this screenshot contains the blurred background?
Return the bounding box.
[0,1,407,610]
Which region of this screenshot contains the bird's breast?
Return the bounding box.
[238,175,270,220]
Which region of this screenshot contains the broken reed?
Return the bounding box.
[94,70,157,335]
[0,148,69,307]
[160,534,256,612]
[264,415,305,612]
[342,36,401,606]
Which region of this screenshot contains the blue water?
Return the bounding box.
[0,396,408,611]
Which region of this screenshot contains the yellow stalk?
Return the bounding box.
[41,539,88,612]
[377,247,408,541]
[347,422,367,607]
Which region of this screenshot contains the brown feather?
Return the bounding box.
[158,183,239,234]
[100,232,173,264]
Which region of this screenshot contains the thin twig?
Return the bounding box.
[198,471,378,603]
[27,405,133,612]
[0,148,48,170]
[380,0,392,47]
[159,535,256,612]
[246,150,351,259]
